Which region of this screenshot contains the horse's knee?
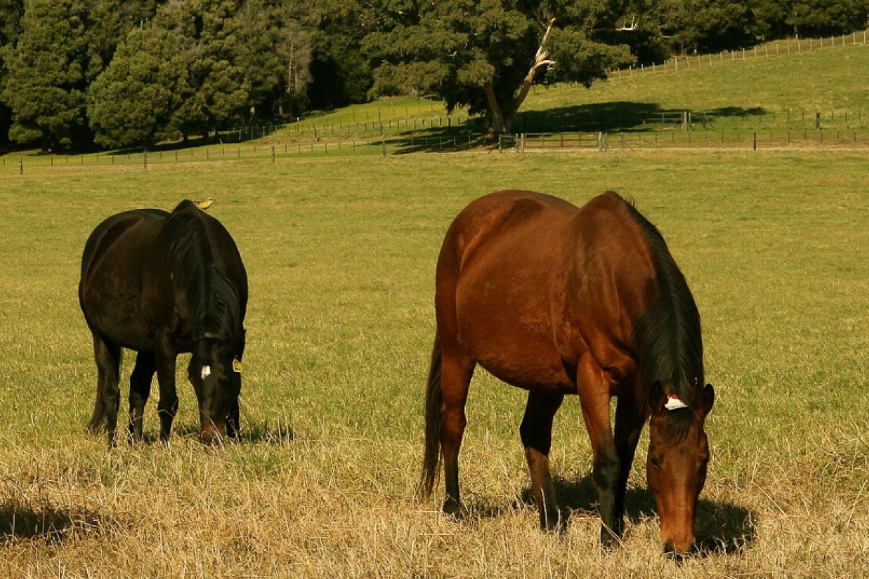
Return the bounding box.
[593,452,620,492]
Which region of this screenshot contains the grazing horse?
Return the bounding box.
[420,190,714,554]
[79,200,248,446]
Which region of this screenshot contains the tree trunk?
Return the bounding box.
[483,80,509,135]
[514,19,556,115]
[483,19,556,136]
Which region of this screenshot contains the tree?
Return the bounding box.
[154,0,249,138]
[362,1,635,134]
[0,0,25,148]
[1,0,91,151]
[87,25,191,149]
[238,0,312,119]
[307,0,374,109]
[786,0,869,38]
[662,0,754,54]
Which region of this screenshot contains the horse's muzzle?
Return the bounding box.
[199,419,226,445]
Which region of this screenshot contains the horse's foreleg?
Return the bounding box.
[91,336,122,447]
[226,400,240,439]
[520,390,564,531]
[613,395,645,535]
[128,351,155,442]
[439,351,474,517]
[154,343,178,441]
[577,356,620,546]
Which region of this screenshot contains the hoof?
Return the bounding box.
[540,510,564,533]
[442,497,462,519]
[600,525,623,551]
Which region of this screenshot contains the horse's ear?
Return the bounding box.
[648,381,666,413]
[700,383,715,415]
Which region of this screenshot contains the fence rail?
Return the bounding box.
[6,125,869,174]
[608,30,869,79]
[510,129,869,152]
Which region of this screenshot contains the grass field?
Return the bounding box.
[0,147,867,577]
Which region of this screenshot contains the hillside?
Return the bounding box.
[254,34,869,147]
[518,35,869,133]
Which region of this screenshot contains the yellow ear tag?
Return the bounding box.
[232,359,242,373]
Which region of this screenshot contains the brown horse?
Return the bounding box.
[420,190,714,554]
[79,200,248,446]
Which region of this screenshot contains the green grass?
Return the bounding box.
[0,149,868,576]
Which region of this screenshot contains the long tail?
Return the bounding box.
[419,333,443,500]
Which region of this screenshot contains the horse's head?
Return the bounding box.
[189,330,246,444]
[646,380,715,555]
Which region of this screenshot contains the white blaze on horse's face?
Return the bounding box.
[664,395,688,411]
[201,365,212,380]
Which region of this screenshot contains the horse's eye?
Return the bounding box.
[650,456,662,469]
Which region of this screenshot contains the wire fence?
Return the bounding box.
[0,134,484,173]
[510,128,869,152]
[6,126,869,175]
[608,30,869,79]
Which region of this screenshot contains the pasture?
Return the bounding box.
[0,148,868,577]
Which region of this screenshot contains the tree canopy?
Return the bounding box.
[362,1,638,133]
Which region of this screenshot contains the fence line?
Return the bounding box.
[1,134,485,172]
[608,30,869,79]
[6,127,869,174]
[513,129,869,152]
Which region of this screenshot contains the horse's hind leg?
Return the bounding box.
[89,334,122,446]
[520,391,564,530]
[440,349,475,516]
[128,351,156,442]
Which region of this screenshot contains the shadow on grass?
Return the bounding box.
[0,498,103,544]
[465,474,755,556]
[513,102,768,133]
[137,420,296,446]
[387,102,770,154]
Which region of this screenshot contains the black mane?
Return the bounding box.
[625,200,704,439]
[163,200,242,341]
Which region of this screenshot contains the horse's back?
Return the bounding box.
[436,190,656,392]
[80,209,167,274]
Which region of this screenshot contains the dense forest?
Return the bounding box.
[0,0,867,151]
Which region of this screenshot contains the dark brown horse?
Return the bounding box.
[79,200,248,446]
[421,190,714,554]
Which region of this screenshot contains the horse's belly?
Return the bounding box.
[456,292,575,392]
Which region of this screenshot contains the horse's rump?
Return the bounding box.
[79,209,170,350]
